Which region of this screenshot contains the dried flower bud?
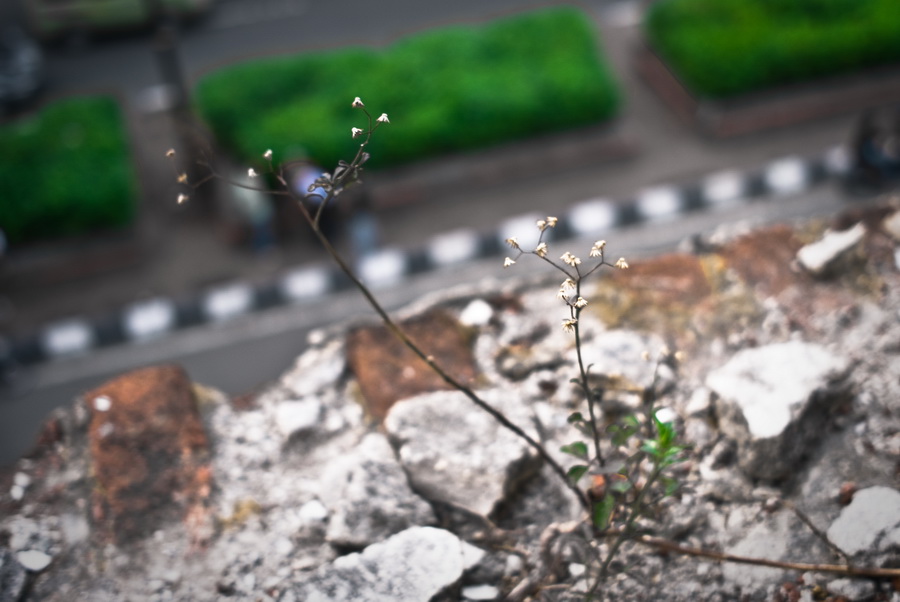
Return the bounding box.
[546,216,558,228]
[589,240,606,257]
[505,237,520,249]
[376,113,390,123]
[263,149,273,160]
[165,148,175,158]
[177,193,189,204]
[177,172,188,184]
[574,297,588,309]
[534,242,548,258]
[562,318,578,333]
[536,219,547,231]
[351,127,364,139]
[503,257,516,268]
[352,97,365,108]
[561,251,581,267]
[615,257,629,270]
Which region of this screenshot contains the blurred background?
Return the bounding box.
[1,0,898,465]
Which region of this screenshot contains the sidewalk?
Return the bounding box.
[0,7,871,361]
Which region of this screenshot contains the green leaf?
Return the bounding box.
[560,441,589,459]
[592,495,616,530]
[567,412,585,424]
[567,464,589,483]
[660,476,681,497]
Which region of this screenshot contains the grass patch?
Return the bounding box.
[0,96,137,246]
[194,6,619,171]
[645,0,900,98]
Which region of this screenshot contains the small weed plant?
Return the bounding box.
[173,99,900,599]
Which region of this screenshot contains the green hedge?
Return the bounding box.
[645,0,900,98]
[0,96,136,246]
[195,6,619,171]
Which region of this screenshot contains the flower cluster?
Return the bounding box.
[503,216,628,334]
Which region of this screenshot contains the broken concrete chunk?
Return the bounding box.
[84,364,212,542]
[574,330,665,391]
[279,526,483,602]
[321,433,435,549]
[796,223,865,277]
[707,341,851,480]
[827,486,900,556]
[384,389,541,517]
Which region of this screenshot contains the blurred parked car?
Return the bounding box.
[21,0,216,43]
[0,25,44,112]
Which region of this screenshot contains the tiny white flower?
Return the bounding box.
[351,127,364,138]
[352,97,365,108]
[177,193,189,204]
[589,240,606,257]
[165,148,175,158]
[562,318,578,333]
[561,278,576,290]
[574,297,588,309]
[561,251,581,267]
[503,257,516,268]
[263,149,273,161]
[248,168,258,178]
[534,242,548,258]
[377,113,390,123]
[536,219,546,231]
[176,172,188,184]
[505,237,520,249]
[546,216,558,228]
[615,257,629,270]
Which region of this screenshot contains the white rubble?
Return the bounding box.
[707,340,851,479]
[384,389,542,517]
[279,526,483,602]
[827,486,900,556]
[320,433,436,549]
[796,223,865,276]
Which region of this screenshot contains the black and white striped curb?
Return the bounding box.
[0,145,853,374]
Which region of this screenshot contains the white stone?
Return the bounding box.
[796,223,865,276]
[93,395,112,412]
[16,550,52,572]
[708,341,847,439]
[882,210,900,240]
[384,389,541,517]
[707,340,850,479]
[285,527,478,602]
[298,500,329,523]
[827,486,900,555]
[459,299,493,327]
[275,399,322,438]
[322,433,435,548]
[462,584,501,600]
[574,330,664,392]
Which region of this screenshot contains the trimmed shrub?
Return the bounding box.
[0,96,136,246]
[194,6,620,171]
[645,0,900,98]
